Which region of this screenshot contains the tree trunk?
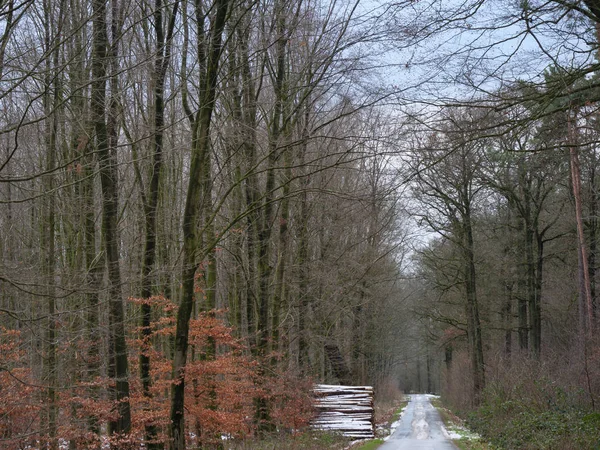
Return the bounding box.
[426,349,433,394]
[569,114,594,336]
[91,0,131,435]
[42,0,60,441]
[503,286,513,358]
[239,19,259,344]
[297,89,311,373]
[533,232,544,357]
[463,206,485,405]
[588,159,598,328]
[253,8,288,430]
[140,3,179,448]
[324,343,352,384]
[169,0,230,446]
[525,219,539,358]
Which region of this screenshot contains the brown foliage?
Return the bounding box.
[0,299,315,447]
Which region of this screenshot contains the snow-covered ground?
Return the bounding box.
[441,422,481,441]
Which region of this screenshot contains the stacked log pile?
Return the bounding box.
[311,384,375,439]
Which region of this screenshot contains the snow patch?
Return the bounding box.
[442,423,481,441]
[424,393,440,399]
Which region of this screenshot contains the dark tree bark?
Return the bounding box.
[253,5,288,430]
[169,0,231,447]
[139,2,179,448]
[42,0,60,442]
[297,93,311,373]
[462,203,485,403]
[256,2,287,357]
[238,15,260,344]
[270,10,293,357]
[91,0,131,435]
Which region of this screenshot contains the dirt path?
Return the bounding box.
[378,394,457,450]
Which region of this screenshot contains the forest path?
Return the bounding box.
[378,394,457,450]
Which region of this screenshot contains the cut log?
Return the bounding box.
[311,384,375,439]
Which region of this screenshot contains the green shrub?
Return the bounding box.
[467,399,600,449]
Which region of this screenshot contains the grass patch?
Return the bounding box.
[351,438,384,450]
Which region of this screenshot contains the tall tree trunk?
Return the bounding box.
[569,113,594,336]
[91,0,131,435]
[444,344,453,392]
[588,159,598,328]
[239,19,259,344]
[69,1,103,434]
[140,3,179,448]
[525,218,539,358]
[42,0,60,442]
[271,108,291,359]
[253,7,288,430]
[533,231,544,357]
[517,220,529,351]
[257,3,287,357]
[169,0,230,446]
[81,115,102,435]
[224,30,245,334]
[463,204,485,405]
[502,207,514,359]
[83,160,102,435]
[426,349,432,394]
[503,285,513,358]
[297,88,311,373]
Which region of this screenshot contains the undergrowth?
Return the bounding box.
[431,398,495,450]
[467,399,600,450]
[443,350,600,450]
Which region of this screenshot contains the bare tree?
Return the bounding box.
[409,109,488,404]
[91,0,131,435]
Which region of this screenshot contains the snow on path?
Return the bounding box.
[377,394,458,450]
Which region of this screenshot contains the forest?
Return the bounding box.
[0,0,599,449]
